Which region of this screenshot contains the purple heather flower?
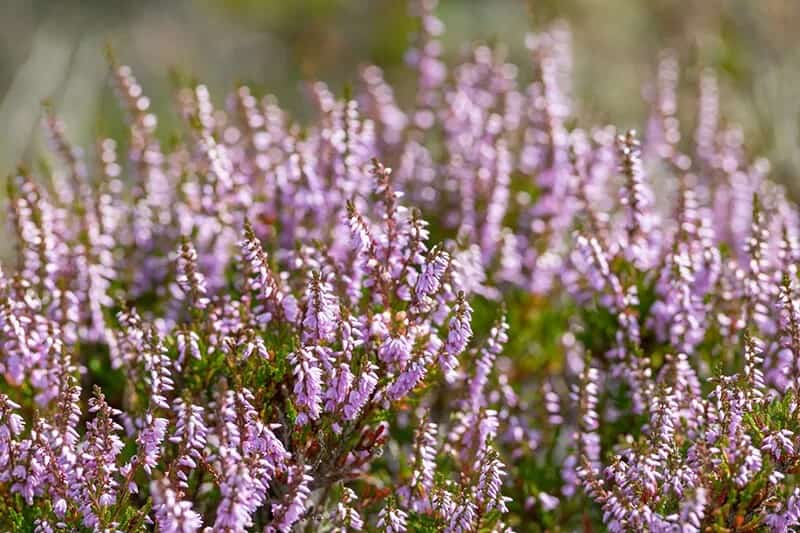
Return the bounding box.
[174,239,210,310]
[406,0,446,128]
[212,388,288,531]
[379,334,413,366]
[239,221,293,324]
[51,372,82,462]
[377,503,408,533]
[617,129,659,270]
[290,346,323,425]
[745,193,777,337]
[479,139,512,264]
[214,460,258,531]
[151,477,203,533]
[543,381,563,426]
[33,519,56,533]
[7,11,800,533]
[694,69,718,165]
[735,444,763,488]
[346,200,375,256]
[267,464,313,532]
[575,364,601,474]
[134,412,168,476]
[765,488,800,533]
[744,332,766,403]
[76,388,125,529]
[176,328,201,367]
[142,328,174,409]
[387,357,429,401]
[411,419,438,494]
[477,448,510,514]
[359,65,408,148]
[302,273,339,344]
[447,495,477,533]
[468,315,509,410]
[332,486,364,531]
[325,362,354,416]
[170,400,208,487]
[441,292,472,379]
[539,492,559,511]
[0,395,24,442]
[416,246,449,299]
[344,362,378,420]
[762,429,794,460]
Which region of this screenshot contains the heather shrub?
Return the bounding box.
[2,1,800,532]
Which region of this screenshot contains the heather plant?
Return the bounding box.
[3,1,800,532]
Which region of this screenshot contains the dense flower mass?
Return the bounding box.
[3,1,800,531]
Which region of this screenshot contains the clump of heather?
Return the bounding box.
[3,1,800,531]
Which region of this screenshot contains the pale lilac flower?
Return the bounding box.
[441,293,472,378]
[411,419,438,494]
[174,239,210,310]
[134,412,168,475]
[214,460,258,531]
[170,400,208,488]
[76,388,124,529]
[477,448,510,513]
[762,429,794,460]
[344,363,378,421]
[290,347,323,425]
[267,464,313,532]
[416,247,449,299]
[302,274,339,344]
[377,503,408,533]
[151,477,203,533]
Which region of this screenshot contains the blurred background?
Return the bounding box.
[0,0,798,187]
